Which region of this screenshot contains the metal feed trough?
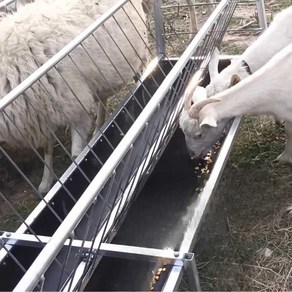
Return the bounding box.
[0,0,267,291]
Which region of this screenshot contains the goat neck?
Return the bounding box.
[199,44,292,127]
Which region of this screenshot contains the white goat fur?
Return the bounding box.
[0,0,150,194]
[197,43,292,163]
[180,5,292,157]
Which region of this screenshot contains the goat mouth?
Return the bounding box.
[198,149,211,159]
[189,149,207,160]
[189,149,211,161]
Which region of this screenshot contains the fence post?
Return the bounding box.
[255,0,267,30]
[153,0,166,57]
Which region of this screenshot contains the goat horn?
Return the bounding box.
[183,71,202,110]
[183,87,196,110]
[188,98,220,119]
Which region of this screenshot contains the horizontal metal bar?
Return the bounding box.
[227,28,262,32]
[97,244,193,265]
[1,232,193,265]
[0,0,128,111]
[161,2,216,9]
[161,0,256,9]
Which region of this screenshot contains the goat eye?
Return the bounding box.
[195,133,202,138]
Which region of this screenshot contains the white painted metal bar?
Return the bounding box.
[1,232,193,264]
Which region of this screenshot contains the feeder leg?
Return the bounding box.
[277,121,292,164]
[255,0,267,31]
[184,257,201,291]
[153,0,165,57]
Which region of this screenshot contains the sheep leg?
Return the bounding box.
[276,121,292,164]
[96,100,107,128]
[92,99,108,137]
[71,125,90,158]
[38,142,54,195]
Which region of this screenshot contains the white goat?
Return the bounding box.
[191,43,292,163]
[0,0,149,194]
[180,5,292,157]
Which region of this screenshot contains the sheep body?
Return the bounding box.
[0,0,149,193]
[180,5,292,157]
[196,43,292,163]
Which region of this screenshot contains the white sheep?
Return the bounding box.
[190,43,292,163]
[180,5,292,158]
[0,0,150,194]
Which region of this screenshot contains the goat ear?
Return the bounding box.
[199,116,217,128]
[209,47,220,81]
[229,74,241,87]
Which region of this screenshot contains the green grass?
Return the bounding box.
[220,41,247,55]
[228,16,245,28]
[230,116,285,168]
[0,192,38,231]
[193,115,292,291]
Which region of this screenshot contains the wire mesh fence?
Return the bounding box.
[0,0,240,290]
[0,0,219,240]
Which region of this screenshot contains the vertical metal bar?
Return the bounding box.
[162,266,183,291]
[184,258,201,291]
[153,0,166,57]
[255,0,267,30]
